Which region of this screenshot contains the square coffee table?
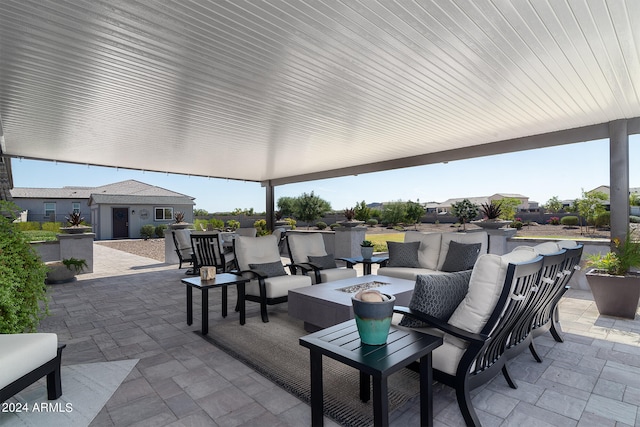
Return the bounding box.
[288,274,415,332]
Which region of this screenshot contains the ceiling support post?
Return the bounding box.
[265,181,275,232]
[609,120,630,246]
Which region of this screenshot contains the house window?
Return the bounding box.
[44,202,56,220]
[155,207,174,221]
[72,202,81,214]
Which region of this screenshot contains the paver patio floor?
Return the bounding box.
[34,244,640,426]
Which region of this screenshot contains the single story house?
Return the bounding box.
[10,180,195,240]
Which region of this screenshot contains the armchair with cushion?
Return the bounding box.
[172,229,195,274]
[286,233,357,284]
[394,249,543,426]
[234,235,311,322]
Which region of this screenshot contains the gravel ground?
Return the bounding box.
[96,223,616,263]
[96,238,167,262]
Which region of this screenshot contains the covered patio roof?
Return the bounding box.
[1,1,639,187]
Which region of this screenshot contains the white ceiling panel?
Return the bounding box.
[1,0,639,185]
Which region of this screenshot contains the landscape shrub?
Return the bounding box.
[282,217,297,230]
[42,222,62,232]
[140,224,155,239]
[16,221,41,231]
[547,216,560,225]
[329,223,341,230]
[510,220,523,230]
[226,220,240,230]
[253,219,269,236]
[366,218,378,226]
[316,221,327,230]
[594,211,610,228]
[155,224,167,238]
[560,216,579,226]
[630,215,640,223]
[22,230,58,242]
[209,218,225,229]
[0,201,48,333]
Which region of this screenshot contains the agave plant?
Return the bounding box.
[480,201,503,220]
[65,211,84,226]
[344,208,355,221]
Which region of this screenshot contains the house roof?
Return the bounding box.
[1,1,639,187]
[11,180,195,205]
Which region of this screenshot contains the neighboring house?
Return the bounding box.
[10,180,195,240]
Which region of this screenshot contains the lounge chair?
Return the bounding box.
[286,233,357,284]
[234,235,311,322]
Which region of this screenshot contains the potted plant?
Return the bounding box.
[169,211,191,229]
[341,208,364,227]
[472,201,512,229]
[45,257,87,284]
[585,229,640,319]
[60,211,91,234]
[361,240,374,259]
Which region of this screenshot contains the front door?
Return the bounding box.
[112,208,129,239]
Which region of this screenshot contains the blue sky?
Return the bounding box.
[10,136,639,213]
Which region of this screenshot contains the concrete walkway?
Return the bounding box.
[35,244,640,426]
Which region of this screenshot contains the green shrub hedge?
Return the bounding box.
[140,224,155,239]
[560,216,579,226]
[155,224,167,238]
[16,221,41,231]
[0,202,48,333]
[42,222,62,232]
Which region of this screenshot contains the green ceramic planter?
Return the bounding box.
[351,294,396,345]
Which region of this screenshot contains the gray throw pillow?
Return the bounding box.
[248,261,287,277]
[440,241,482,272]
[386,241,421,268]
[308,254,337,269]
[399,270,472,327]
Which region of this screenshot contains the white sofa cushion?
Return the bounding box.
[0,333,57,388]
[376,267,444,281]
[245,274,311,298]
[404,231,442,269]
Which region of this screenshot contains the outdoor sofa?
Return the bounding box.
[377,231,489,280]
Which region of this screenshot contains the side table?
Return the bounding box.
[299,320,442,427]
[339,256,389,275]
[181,273,250,334]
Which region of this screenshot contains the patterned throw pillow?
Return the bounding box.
[386,241,421,268]
[440,241,482,272]
[248,261,287,277]
[399,270,472,328]
[307,254,337,269]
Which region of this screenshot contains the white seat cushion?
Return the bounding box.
[0,333,58,388]
[377,267,444,281]
[246,274,311,298]
[317,267,357,284]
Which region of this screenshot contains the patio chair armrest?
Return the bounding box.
[393,306,489,345]
[236,268,269,280]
